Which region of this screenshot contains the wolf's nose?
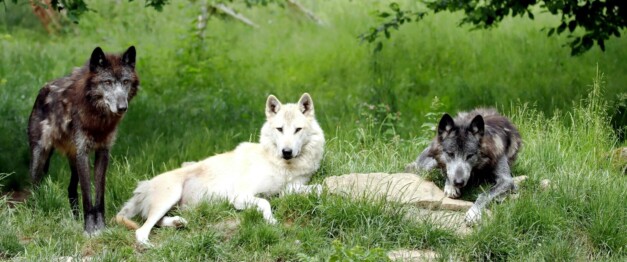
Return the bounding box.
[454,179,464,187]
[282,149,293,160]
[117,105,127,112]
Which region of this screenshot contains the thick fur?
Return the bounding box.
[28,46,139,235]
[405,108,521,225]
[116,93,325,246]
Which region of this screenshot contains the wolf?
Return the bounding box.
[28,46,139,235]
[405,108,521,225]
[115,93,325,246]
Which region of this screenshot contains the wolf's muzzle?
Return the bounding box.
[282,149,293,160]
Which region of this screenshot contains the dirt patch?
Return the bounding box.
[2,190,31,207]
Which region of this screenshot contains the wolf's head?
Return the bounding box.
[435,113,485,188]
[261,93,320,161]
[85,46,139,115]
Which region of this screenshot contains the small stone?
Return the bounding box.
[513,175,528,187]
[323,173,474,211]
[540,179,551,190]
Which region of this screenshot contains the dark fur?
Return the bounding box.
[28,46,139,234]
[406,108,522,224]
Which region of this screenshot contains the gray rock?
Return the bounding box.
[323,173,473,211]
[404,207,471,235]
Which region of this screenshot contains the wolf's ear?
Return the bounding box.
[437,113,454,140]
[298,93,314,116]
[266,95,282,118]
[469,115,485,137]
[122,46,136,68]
[89,47,108,72]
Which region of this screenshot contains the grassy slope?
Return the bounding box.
[1,0,625,260]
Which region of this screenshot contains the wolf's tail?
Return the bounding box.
[115,181,150,230]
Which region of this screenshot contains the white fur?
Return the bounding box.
[443,183,461,198]
[116,93,324,246]
[464,205,482,225]
[103,82,128,114]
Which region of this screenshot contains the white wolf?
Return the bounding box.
[116,93,325,245]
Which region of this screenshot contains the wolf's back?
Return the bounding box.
[481,112,522,165]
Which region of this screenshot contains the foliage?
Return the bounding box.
[362,1,627,55]
[0,0,169,22]
[0,0,626,260]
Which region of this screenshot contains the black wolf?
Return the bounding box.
[28,46,139,234]
[406,108,522,224]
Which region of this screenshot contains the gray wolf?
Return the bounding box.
[28,46,139,235]
[405,108,521,225]
[116,93,325,246]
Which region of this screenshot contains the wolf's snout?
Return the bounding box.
[282,149,293,160]
[453,179,465,187]
[117,98,128,113]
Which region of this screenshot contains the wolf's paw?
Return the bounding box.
[181,161,196,167]
[174,217,188,228]
[464,206,482,226]
[83,229,103,238]
[136,228,153,247]
[404,162,419,173]
[138,239,154,248]
[266,217,278,225]
[444,184,461,198]
[311,184,323,196]
[158,216,188,228]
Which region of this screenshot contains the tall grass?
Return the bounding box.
[453,70,626,260]
[0,0,625,260]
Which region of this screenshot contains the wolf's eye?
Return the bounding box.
[446,152,454,158]
[277,127,283,133]
[123,80,130,85]
[295,128,302,134]
[466,153,475,160]
[103,80,112,85]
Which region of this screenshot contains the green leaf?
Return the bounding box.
[582,35,593,50]
[597,39,605,51]
[568,20,577,32]
[557,22,566,34]
[390,2,400,12]
[374,41,383,52]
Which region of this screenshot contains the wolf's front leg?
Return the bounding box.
[465,156,515,225]
[68,157,80,219]
[405,145,437,173]
[93,149,109,231]
[232,195,277,224]
[73,151,97,235]
[281,183,322,196]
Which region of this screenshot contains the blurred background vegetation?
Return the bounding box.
[0,0,625,190]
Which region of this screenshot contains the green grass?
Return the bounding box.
[1,0,626,260]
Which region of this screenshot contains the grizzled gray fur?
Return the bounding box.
[406,108,522,225]
[28,46,139,235]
